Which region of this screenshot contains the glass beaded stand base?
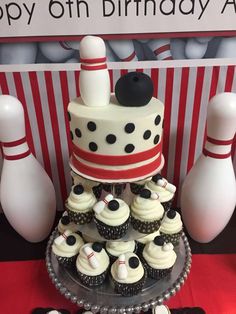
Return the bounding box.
[46,230,192,314]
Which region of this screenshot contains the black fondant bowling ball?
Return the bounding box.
[115,72,153,107]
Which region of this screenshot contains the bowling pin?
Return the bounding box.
[170,38,186,60]
[79,36,111,107]
[0,95,56,243]
[185,38,209,59]
[108,39,138,61]
[147,38,173,60]
[0,42,37,64]
[181,93,236,243]
[215,36,236,58]
[39,41,74,62]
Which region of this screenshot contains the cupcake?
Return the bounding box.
[142,235,177,280]
[111,252,146,296]
[106,240,137,263]
[76,242,109,286]
[52,230,84,267]
[145,174,176,211]
[130,189,164,234]
[159,209,183,246]
[136,229,160,254]
[71,171,102,199]
[66,184,96,224]
[93,194,130,240]
[57,211,80,234]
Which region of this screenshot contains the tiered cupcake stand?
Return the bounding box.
[46,184,192,313]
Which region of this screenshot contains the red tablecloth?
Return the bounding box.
[0,254,235,314]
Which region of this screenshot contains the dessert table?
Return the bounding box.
[0,211,236,314]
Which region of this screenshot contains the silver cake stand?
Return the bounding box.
[46,230,192,313]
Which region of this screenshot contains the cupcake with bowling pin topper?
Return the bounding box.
[65,184,96,224]
[142,235,177,280]
[93,194,130,240]
[52,230,84,268]
[57,211,80,234]
[145,174,176,211]
[105,240,137,263]
[110,252,146,296]
[130,188,164,234]
[136,228,160,254]
[76,242,109,286]
[159,209,183,246]
[71,171,102,199]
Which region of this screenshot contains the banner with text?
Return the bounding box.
[0,0,236,39]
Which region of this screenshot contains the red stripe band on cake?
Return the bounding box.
[2,137,27,147]
[202,148,232,159]
[71,141,162,166]
[80,57,106,64]
[122,51,136,62]
[4,150,31,160]
[70,153,162,180]
[81,64,107,71]
[207,136,234,145]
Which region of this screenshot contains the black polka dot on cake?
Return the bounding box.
[143,130,151,140]
[89,142,98,152]
[154,134,160,144]
[154,115,161,125]
[106,134,116,144]
[87,121,96,131]
[67,111,71,121]
[125,123,135,133]
[70,131,74,140]
[125,144,135,153]
[75,128,82,138]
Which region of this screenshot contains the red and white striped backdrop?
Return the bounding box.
[0,60,236,209]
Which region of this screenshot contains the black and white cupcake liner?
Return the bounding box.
[141,258,173,280]
[55,254,78,268]
[94,216,131,240]
[67,208,93,224]
[131,216,162,234]
[112,271,147,296]
[76,269,108,287]
[160,230,182,246]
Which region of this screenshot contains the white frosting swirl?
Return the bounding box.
[52,233,84,257]
[106,241,136,257]
[160,211,183,234]
[142,241,176,269]
[145,180,174,202]
[94,199,130,226]
[137,229,160,244]
[76,243,109,276]
[131,195,164,221]
[67,185,96,213]
[111,252,144,284]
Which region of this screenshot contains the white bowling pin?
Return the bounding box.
[0,42,37,64]
[147,38,173,60]
[79,36,111,107]
[39,41,74,62]
[108,39,138,61]
[0,95,56,243]
[181,93,236,243]
[185,38,208,59]
[215,36,236,58]
[170,38,186,60]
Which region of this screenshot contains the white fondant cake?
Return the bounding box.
[68,35,164,183]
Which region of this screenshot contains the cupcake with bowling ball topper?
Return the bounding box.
[52,230,84,268]
[57,211,80,234]
[93,194,130,240]
[65,184,96,224]
[110,252,146,296]
[142,235,177,280]
[145,174,176,211]
[76,242,109,286]
[130,188,164,234]
[71,171,102,199]
[136,228,160,254]
[159,209,183,246]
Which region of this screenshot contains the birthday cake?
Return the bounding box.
[68,35,164,183]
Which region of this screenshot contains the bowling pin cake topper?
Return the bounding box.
[79,36,111,107]
[117,254,128,280]
[83,243,101,269]
[181,92,236,243]
[93,194,114,214]
[152,174,176,194]
[54,230,73,245]
[139,188,160,200]
[0,95,56,243]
